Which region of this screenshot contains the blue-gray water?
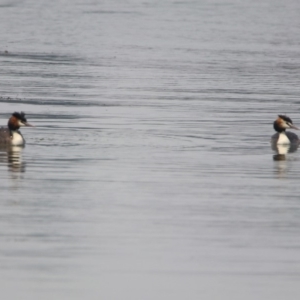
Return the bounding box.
[1,1,300,299]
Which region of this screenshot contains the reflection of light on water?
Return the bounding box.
[273,144,289,162]
[0,146,26,175]
[271,143,299,178]
[7,146,26,173]
[274,160,288,178]
[275,144,290,155]
[272,143,298,161]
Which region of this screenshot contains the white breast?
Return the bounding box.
[277,132,290,145]
[11,131,25,146]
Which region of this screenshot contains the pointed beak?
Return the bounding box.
[290,124,299,130]
[24,122,34,127]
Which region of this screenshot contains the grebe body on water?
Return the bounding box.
[0,112,33,146]
[271,115,299,145]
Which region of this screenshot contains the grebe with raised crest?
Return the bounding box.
[0,112,33,146]
[271,115,299,145]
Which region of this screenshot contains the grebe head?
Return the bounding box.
[273,115,299,133]
[8,112,33,131]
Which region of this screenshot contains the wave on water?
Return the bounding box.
[0,96,122,107]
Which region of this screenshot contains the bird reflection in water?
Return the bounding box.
[0,145,26,174]
[272,143,299,178]
[272,143,299,161]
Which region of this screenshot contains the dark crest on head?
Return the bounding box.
[12,111,27,123]
[273,114,294,133]
[8,111,27,131]
[278,115,293,124]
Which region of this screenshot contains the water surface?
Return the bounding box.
[0,1,300,299]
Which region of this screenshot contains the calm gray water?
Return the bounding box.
[0,0,300,299]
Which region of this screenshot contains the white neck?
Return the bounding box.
[277,132,290,145]
[11,130,25,146]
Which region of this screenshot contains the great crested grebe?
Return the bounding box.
[0,112,33,146]
[271,115,299,145]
